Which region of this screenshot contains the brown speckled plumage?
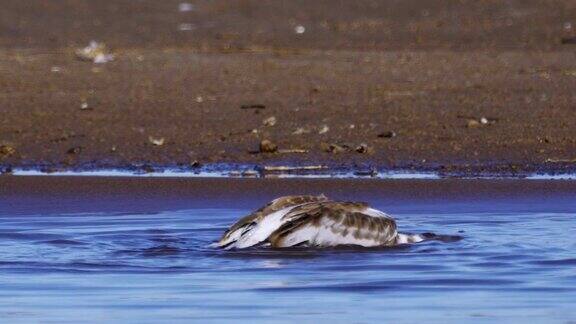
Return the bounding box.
[217,195,425,249]
[268,202,397,247]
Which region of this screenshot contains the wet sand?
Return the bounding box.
[1,1,576,174]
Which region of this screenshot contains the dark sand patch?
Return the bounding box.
[2,175,575,202]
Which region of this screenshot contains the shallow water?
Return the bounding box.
[1,181,575,323]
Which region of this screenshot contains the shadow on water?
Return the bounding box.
[203,235,463,260]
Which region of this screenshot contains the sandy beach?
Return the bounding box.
[1,0,576,175]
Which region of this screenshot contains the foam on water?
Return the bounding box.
[8,168,576,180]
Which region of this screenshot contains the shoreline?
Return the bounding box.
[3,163,576,180]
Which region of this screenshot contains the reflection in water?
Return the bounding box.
[0,200,575,322]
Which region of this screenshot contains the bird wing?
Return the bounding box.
[217,195,328,248]
[268,202,398,248]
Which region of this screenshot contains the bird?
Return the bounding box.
[216,194,436,249]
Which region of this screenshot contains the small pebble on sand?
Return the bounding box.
[377,131,396,138]
[149,136,165,146]
[179,3,194,12]
[259,139,278,153]
[467,119,481,128]
[178,23,194,31]
[0,145,16,157]
[263,116,277,127]
[355,143,372,154]
[293,127,310,135]
[322,143,349,154]
[76,41,114,64]
[66,147,82,155]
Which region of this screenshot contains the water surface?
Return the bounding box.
[0,179,575,323]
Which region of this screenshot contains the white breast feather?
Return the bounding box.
[218,224,245,247]
[232,206,295,249]
[364,207,393,219]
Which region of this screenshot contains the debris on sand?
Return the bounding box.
[460,115,497,128]
[75,41,114,64]
[537,137,551,144]
[80,101,93,111]
[377,131,397,138]
[178,23,195,31]
[229,170,259,177]
[318,125,330,134]
[322,142,373,154]
[259,139,278,153]
[354,169,378,177]
[355,143,373,154]
[190,160,201,168]
[278,148,309,154]
[0,145,16,158]
[294,25,306,34]
[260,165,327,173]
[66,146,82,155]
[561,37,576,45]
[545,158,576,163]
[241,104,266,110]
[321,143,350,153]
[293,127,311,135]
[467,119,481,128]
[243,170,259,177]
[149,136,165,146]
[262,116,277,127]
[178,2,194,12]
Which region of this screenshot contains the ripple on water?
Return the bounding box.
[0,205,574,322]
[529,258,576,266]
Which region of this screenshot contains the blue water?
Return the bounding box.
[1,183,575,323]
